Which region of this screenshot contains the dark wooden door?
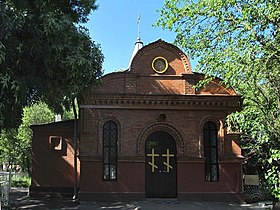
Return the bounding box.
[145,131,177,198]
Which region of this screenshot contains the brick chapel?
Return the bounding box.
[31,38,244,201]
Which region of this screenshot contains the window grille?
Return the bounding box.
[204,121,219,182]
[103,121,118,181]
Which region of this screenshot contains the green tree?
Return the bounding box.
[157,0,280,201]
[0,100,74,174]
[0,0,104,129]
[17,101,55,174]
[0,129,20,170]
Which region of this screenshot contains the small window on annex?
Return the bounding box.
[204,121,219,182]
[103,120,118,181]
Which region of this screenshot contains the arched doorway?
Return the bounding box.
[145,131,177,198]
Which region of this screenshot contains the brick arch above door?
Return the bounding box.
[137,123,184,157]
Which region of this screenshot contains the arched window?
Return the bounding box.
[103,121,118,181]
[204,121,219,182]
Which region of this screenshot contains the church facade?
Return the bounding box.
[77,39,244,201]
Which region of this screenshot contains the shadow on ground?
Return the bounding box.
[10,188,273,210]
[10,188,79,209]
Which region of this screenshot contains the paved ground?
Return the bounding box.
[9,188,273,210]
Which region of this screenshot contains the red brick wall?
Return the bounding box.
[80,109,229,158]
[31,121,80,190]
[80,161,145,193]
[79,160,242,194]
[178,161,242,193]
[79,106,243,194]
[91,73,126,94]
[136,77,185,95]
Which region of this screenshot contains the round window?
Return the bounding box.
[152,57,168,74]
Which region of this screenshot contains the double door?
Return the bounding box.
[145,131,177,198]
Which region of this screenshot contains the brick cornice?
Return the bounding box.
[80,94,242,111]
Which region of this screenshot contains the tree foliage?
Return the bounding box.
[17,101,55,174]
[0,0,104,129]
[157,0,280,200]
[0,101,74,174]
[0,129,19,170]
[0,101,54,173]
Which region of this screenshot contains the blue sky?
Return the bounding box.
[86,0,178,74]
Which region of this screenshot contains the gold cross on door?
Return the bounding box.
[162,149,174,172]
[147,148,159,172]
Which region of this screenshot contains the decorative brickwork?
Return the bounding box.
[137,123,184,157]
[81,94,240,110]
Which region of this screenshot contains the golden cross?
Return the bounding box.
[162,149,174,172]
[147,148,159,172]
